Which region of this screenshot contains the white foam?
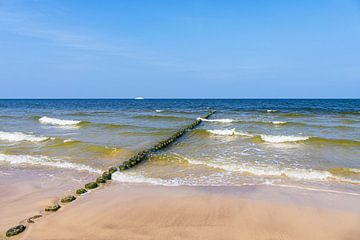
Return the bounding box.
[155,110,163,113]
[0,131,49,142]
[184,157,360,184]
[112,172,184,186]
[260,135,310,143]
[198,118,233,123]
[207,129,253,137]
[266,109,278,113]
[272,121,287,125]
[349,168,360,173]
[0,153,101,173]
[39,116,81,126]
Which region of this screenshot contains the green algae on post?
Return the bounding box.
[45,204,61,212]
[96,177,106,184]
[102,171,112,180]
[6,225,26,237]
[85,182,98,189]
[76,188,87,195]
[27,214,42,223]
[61,195,76,203]
[114,110,216,171]
[108,167,117,174]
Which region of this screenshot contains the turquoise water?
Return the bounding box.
[0,99,359,193]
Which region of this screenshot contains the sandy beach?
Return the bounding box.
[1,101,360,240]
[2,174,360,240]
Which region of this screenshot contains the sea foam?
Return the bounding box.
[207,129,253,137]
[39,116,81,126]
[266,109,278,113]
[184,157,359,184]
[0,153,101,173]
[272,121,287,125]
[198,118,233,123]
[0,131,49,142]
[260,135,310,143]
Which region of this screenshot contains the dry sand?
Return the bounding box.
[7,182,359,240]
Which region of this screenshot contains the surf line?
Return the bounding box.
[4,110,216,238]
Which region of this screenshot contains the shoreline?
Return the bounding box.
[2,179,359,240]
[24,184,360,240]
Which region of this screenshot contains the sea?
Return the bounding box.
[0,99,359,195]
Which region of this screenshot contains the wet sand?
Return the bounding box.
[0,168,96,236]
[8,182,359,240]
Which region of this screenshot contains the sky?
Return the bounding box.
[0,0,359,98]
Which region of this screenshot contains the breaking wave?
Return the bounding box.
[206,129,253,137]
[258,135,360,145]
[198,118,233,123]
[196,129,360,146]
[266,109,278,113]
[272,121,287,125]
[170,154,360,185]
[38,116,83,126]
[0,153,101,173]
[0,131,50,142]
[260,135,310,143]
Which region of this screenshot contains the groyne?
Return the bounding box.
[5,110,216,238]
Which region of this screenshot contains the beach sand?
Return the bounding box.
[0,168,96,237]
[2,180,358,240]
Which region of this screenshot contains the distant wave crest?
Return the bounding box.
[198,118,233,123]
[39,116,82,126]
[266,109,278,113]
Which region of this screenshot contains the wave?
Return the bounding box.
[272,121,287,125]
[135,115,192,121]
[169,154,360,184]
[37,116,168,131]
[206,129,254,137]
[258,135,360,145]
[266,109,278,113]
[0,153,179,185]
[0,152,180,185]
[0,153,101,173]
[155,110,163,113]
[38,116,83,126]
[260,135,310,143]
[0,131,50,142]
[201,118,357,130]
[196,129,360,146]
[198,118,233,123]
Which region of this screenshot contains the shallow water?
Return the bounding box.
[0,99,359,194]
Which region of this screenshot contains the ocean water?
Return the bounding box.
[0,99,360,194]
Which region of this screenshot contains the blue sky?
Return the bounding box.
[0,0,359,98]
